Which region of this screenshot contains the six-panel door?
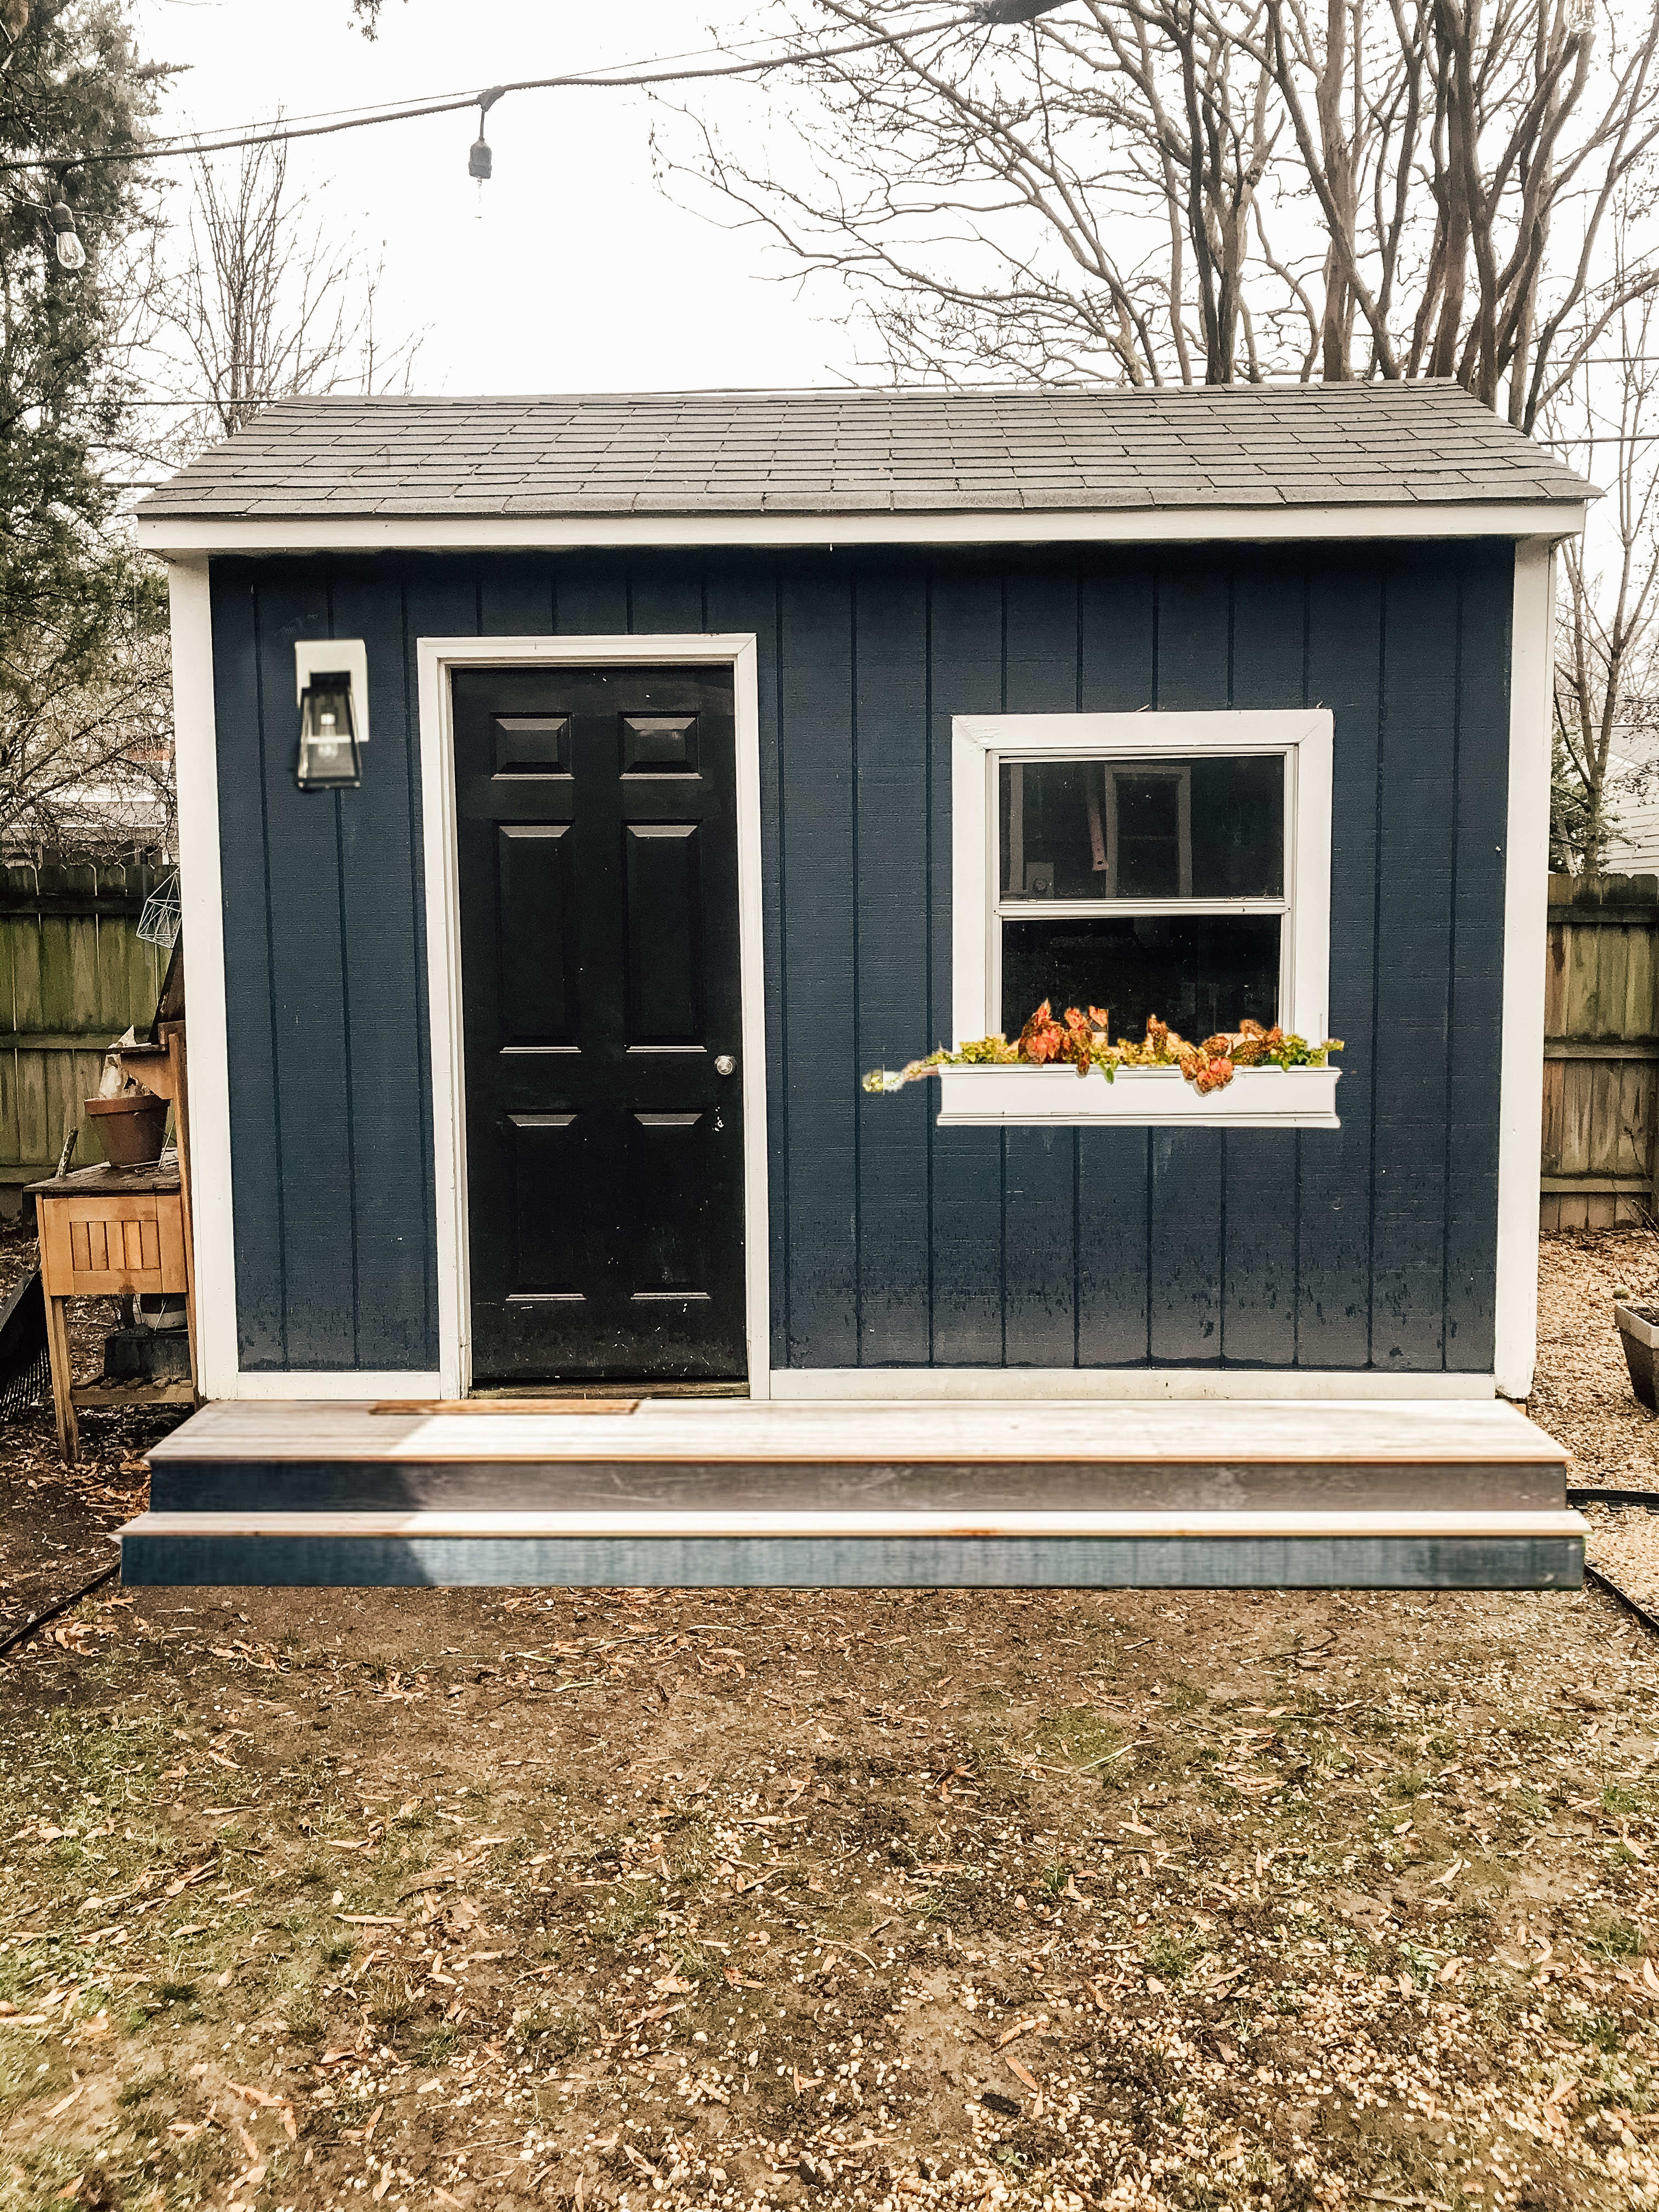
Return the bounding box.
[452,665,747,1381]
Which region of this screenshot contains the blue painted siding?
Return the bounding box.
[209,542,1513,1375]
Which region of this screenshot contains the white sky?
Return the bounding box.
[132,0,848,396]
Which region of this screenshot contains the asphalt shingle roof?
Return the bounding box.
[137,382,1591,521]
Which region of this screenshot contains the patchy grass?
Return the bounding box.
[0,1570,1651,2212]
[0,1232,1651,2208]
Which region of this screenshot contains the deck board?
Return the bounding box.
[146,1396,1567,1466]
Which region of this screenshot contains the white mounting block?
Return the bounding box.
[294,639,371,745]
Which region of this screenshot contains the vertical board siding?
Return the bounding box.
[851,558,932,1364]
[777,558,860,1367]
[250,565,354,1368]
[212,540,1513,1377]
[1372,555,1463,1369]
[927,560,1006,1363]
[330,558,437,1370]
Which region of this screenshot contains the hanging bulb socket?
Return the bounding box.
[467,85,506,187]
[49,200,85,272]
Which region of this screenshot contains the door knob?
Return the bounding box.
[715,1054,737,1076]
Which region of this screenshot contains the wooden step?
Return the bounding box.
[120,1397,1582,1590]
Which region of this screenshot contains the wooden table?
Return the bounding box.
[26,1161,198,1462]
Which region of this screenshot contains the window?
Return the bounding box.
[953,710,1333,1056]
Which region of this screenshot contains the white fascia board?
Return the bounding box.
[134,501,1590,558]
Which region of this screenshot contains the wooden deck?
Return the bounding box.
[118,1397,1583,1590]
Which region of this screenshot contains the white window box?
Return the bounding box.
[935,1063,1341,1129]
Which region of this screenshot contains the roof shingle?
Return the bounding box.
[136,382,1591,522]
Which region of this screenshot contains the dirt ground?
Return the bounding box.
[0,1234,1653,2212]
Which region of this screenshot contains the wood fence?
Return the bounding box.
[0,863,168,1210]
[1542,871,1659,1230]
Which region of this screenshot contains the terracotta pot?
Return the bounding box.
[84,1093,170,1168]
[1614,1299,1659,1412]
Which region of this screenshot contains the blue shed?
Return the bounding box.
[120,383,1594,1589]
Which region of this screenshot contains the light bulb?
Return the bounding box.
[49,201,85,271]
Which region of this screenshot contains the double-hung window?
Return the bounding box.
[952,710,1333,1064]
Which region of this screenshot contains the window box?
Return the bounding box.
[934,1062,1340,1128]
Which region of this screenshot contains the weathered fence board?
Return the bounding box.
[0,863,167,1207]
[1541,873,1659,1229]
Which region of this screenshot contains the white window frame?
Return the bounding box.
[952,709,1334,1050]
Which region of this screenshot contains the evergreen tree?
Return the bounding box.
[0,2,174,853]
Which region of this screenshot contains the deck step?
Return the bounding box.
[120,1397,1583,1589]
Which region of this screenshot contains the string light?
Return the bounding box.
[468,86,504,206]
[49,199,85,272]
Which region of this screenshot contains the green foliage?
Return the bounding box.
[0,4,173,853]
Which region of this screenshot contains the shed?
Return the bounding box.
[120,382,1592,1587]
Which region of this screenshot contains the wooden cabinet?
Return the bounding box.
[27,1163,196,1462]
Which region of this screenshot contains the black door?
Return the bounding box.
[453,665,747,1382]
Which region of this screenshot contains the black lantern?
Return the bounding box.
[296,671,362,791]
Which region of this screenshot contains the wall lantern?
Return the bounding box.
[297,671,361,790]
[294,639,370,794]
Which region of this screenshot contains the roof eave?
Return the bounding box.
[137,497,1590,557]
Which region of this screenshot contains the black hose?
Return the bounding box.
[1584,1563,1659,1639]
[0,1559,120,1660]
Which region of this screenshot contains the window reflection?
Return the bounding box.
[1000,755,1284,901]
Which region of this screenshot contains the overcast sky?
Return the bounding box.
[132,0,847,396]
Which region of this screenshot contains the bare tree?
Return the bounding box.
[1548,252,1659,872]
[144,134,420,465]
[658,0,1659,424]
[0,558,174,860]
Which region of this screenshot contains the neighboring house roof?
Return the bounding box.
[137,381,1590,526]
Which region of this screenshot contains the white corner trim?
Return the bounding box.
[951,711,1334,1096]
[134,501,1589,560]
[167,556,238,1399]
[766,1368,1499,1401]
[1494,541,1556,1401]
[414,633,772,1402]
[295,638,371,744]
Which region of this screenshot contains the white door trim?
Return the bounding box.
[1493,540,1555,1400]
[414,634,771,1401]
